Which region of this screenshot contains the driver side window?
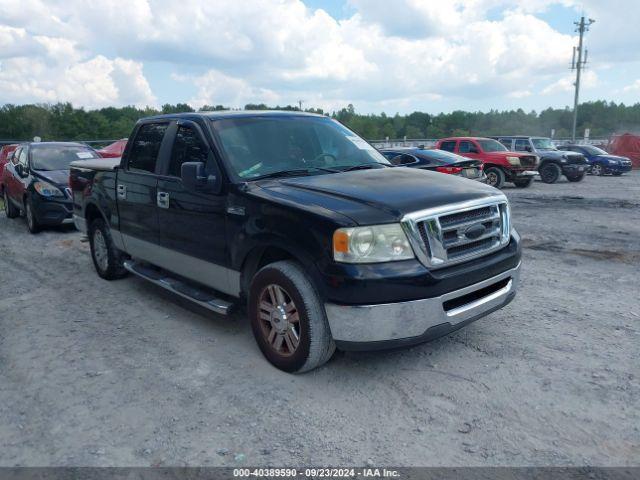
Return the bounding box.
[168,125,209,177]
[514,139,529,151]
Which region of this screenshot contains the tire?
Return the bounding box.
[25,197,40,234]
[485,167,505,189]
[88,217,128,280]
[539,162,562,184]
[3,190,19,218]
[249,260,335,373]
[513,178,534,188]
[591,163,604,176]
[567,172,585,182]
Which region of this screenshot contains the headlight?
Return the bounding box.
[33,181,64,197]
[333,224,414,263]
[506,156,520,166]
[608,159,618,164]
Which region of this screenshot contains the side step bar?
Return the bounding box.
[123,260,234,315]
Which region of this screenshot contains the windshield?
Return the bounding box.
[31,145,99,171]
[580,145,608,155]
[477,139,508,152]
[211,116,390,179]
[531,138,557,150]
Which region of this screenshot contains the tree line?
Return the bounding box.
[1,100,639,143]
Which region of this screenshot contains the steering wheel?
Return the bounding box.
[309,153,338,166]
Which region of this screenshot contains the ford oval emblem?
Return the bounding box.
[464,224,486,240]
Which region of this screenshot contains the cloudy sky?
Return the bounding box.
[0,0,638,114]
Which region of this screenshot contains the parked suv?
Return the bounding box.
[71,111,521,373]
[435,137,538,189]
[494,136,589,183]
[559,144,632,176]
[3,142,100,232]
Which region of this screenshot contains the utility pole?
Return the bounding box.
[571,16,595,142]
[298,99,304,111]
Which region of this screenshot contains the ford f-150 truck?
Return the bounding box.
[70,111,521,373]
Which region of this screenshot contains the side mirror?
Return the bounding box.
[525,146,533,152]
[181,161,219,193]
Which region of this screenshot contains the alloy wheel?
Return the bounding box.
[592,164,602,176]
[92,229,110,272]
[258,284,301,357]
[487,172,498,186]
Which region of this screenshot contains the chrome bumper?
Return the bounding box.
[325,262,520,344]
[73,214,87,233]
[516,170,538,177]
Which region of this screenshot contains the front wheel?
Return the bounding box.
[591,163,604,176]
[567,172,585,182]
[513,177,534,188]
[249,260,335,373]
[539,163,562,184]
[3,190,19,218]
[25,197,40,234]
[485,167,505,189]
[89,218,128,280]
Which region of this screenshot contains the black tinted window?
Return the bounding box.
[127,123,168,173]
[440,141,456,152]
[168,125,209,177]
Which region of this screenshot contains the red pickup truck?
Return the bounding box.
[436,137,538,188]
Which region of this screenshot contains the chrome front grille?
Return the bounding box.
[403,197,511,269]
[519,155,538,168]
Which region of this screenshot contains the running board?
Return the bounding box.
[123,260,234,315]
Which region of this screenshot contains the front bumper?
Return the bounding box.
[33,197,73,226]
[561,163,589,175]
[605,164,632,174]
[325,261,520,350]
[513,170,537,178]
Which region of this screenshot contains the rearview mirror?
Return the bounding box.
[181,161,220,193]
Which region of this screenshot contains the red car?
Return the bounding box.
[436,137,538,188]
[0,143,19,194]
[96,139,127,158]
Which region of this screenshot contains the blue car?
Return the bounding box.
[560,144,633,176]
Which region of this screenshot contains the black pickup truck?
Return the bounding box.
[70,111,521,372]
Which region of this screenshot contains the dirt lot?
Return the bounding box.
[1,172,639,467]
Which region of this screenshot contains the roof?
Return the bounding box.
[438,136,494,141]
[27,141,89,148]
[490,135,549,139]
[141,110,326,122]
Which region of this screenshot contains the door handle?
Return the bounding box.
[117,184,127,199]
[157,191,170,209]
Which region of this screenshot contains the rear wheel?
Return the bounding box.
[567,172,585,182]
[513,178,534,188]
[89,218,128,280]
[249,260,335,373]
[485,167,505,189]
[25,197,40,234]
[539,163,562,184]
[3,190,19,218]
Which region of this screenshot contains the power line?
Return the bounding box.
[571,16,595,142]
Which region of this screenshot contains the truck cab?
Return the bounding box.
[435,137,538,189]
[494,136,589,183]
[71,112,521,373]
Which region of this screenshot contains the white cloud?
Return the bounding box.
[623,79,640,92]
[541,70,597,95]
[0,0,638,111]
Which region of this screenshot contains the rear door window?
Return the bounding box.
[127,123,169,173]
[439,141,456,152]
[498,138,512,149]
[458,141,475,153]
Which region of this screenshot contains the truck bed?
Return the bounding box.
[69,157,121,171]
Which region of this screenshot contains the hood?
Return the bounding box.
[540,149,582,159]
[596,154,630,162]
[483,151,532,159]
[254,167,503,225]
[33,169,69,187]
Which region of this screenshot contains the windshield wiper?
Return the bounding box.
[337,163,391,172]
[249,167,334,180]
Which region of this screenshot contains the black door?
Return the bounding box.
[117,122,170,252]
[155,121,236,296]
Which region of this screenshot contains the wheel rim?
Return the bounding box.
[93,229,109,272]
[487,172,498,186]
[541,167,556,182]
[258,284,300,357]
[592,165,601,175]
[26,203,34,229]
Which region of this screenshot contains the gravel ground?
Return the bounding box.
[0,172,638,467]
